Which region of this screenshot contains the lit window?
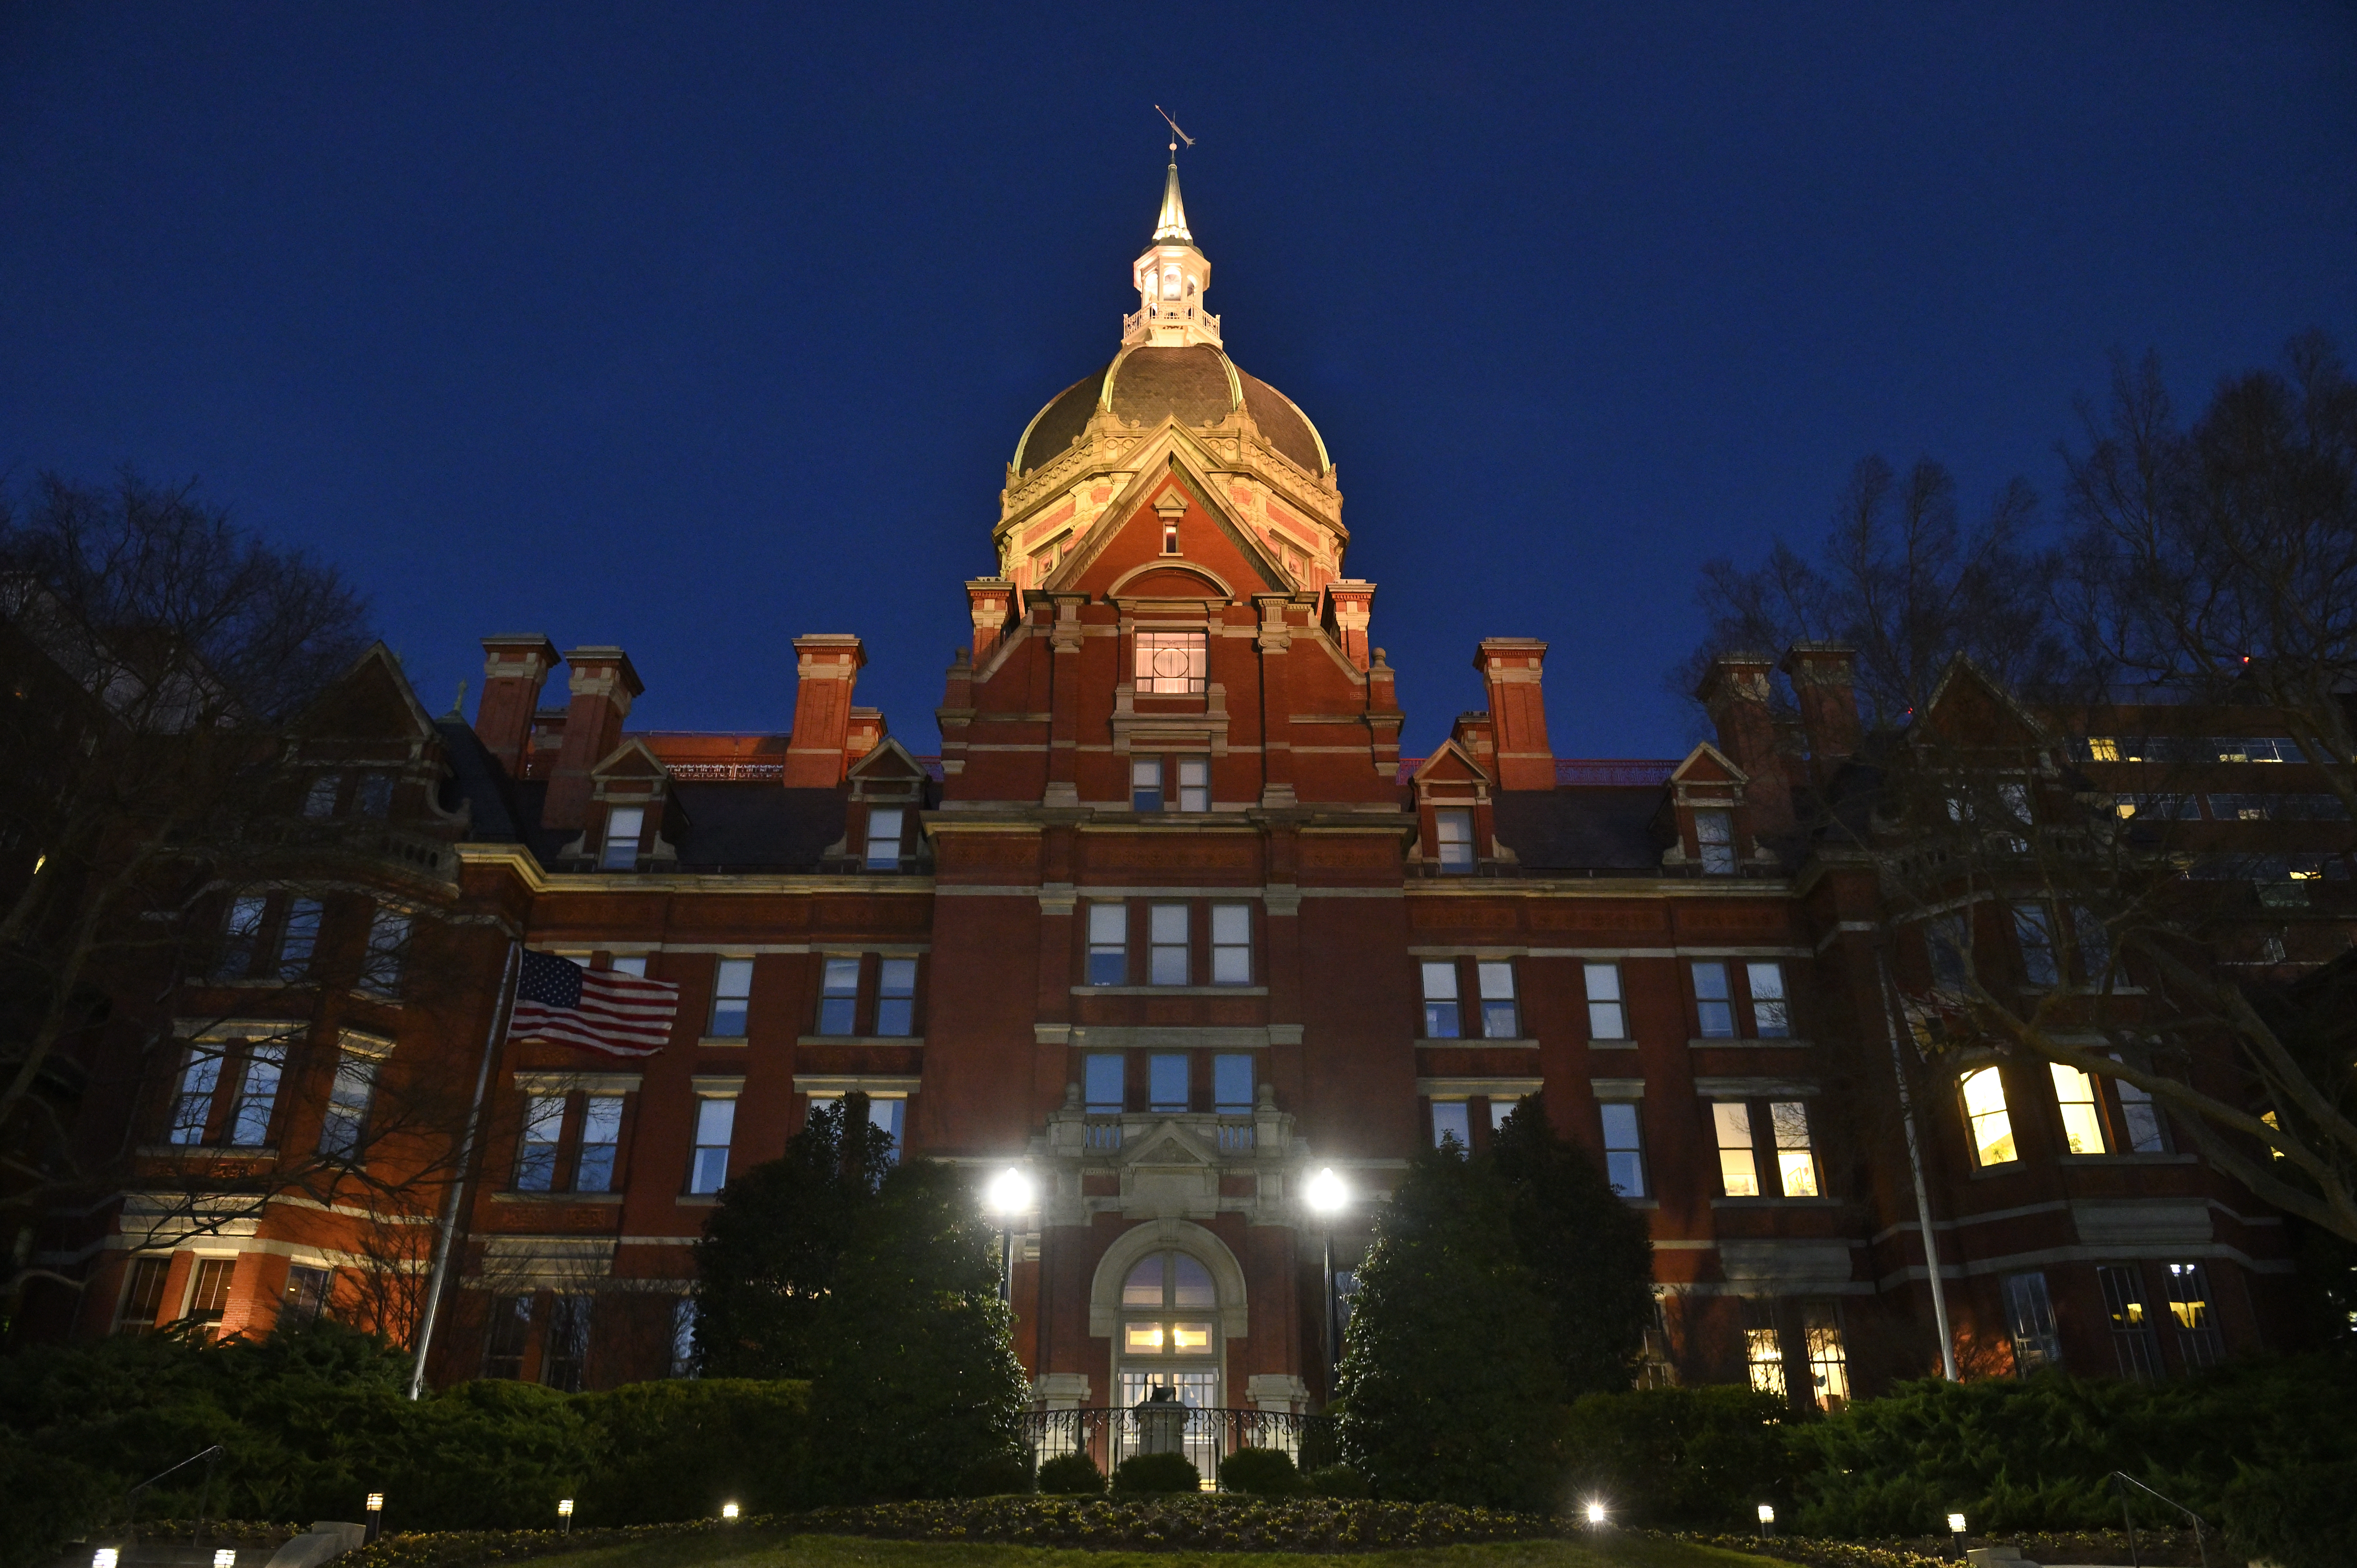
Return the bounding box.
[1421,961,1461,1038]
[1213,1053,1253,1115]
[1431,1099,1471,1150]
[2085,736,2120,762]
[1584,963,1627,1040]
[876,957,917,1036]
[277,899,322,981]
[1713,1102,1759,1196]
[1084,1053,1125,1113]
[1771,1101,1819,1196]
[709,958,754,1036]
[1163,523,1180,554]
[1479,962,1519,1038]
[1960,1067,2017,1166]
[576,1095,622,1192]
[318,1049,380,1159]
[281,1265,332,1330]
[357,774,393,819]
[2003,1271,2062,1373]
[1176,756,1210,811]
[2099,1265,2160,1380]
[818,957,860,1034]
[1148,1053,1190,1113]
[1600,1102,1646,1197]
[2165,1262,2222,1368]
[1131,758,1164,812]
[1149,903,1189,985]
[1489,1094,1526,1130]
[517,1094,564,1191]
[1210,904,1252,984]
[1086,903,1128,985]
[2013,902,2059,987]
[601,805,644,870]
[1434,807,1473,872]
[1746,962,1788,1037]
[359,908,411,998]
[864,806,905,870]
[689,1096,735,1194]
[169,1047,224,1144]
[303,774,340,817]
[186,1257,235,1330]
[1123,1252,1216,1359]
[2114,1059,2166,1153]
[218,895,267,980]
[2050,1063,2108,1154]
[1743,1305,1786,1398]
[1135,629,1206,693]
[1696,809,1735,875]
[1692,962,1734,1038]
[227,1041,285,1147]
[1804,1302,1849,1411]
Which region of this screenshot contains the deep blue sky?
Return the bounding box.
[5,5,2352,760]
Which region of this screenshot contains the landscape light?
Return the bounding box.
[559,1497,574,1535]
[1757,1505,1774,1523]
[92,1552,118,1568]
[365,1493,384,1512]
[1584,1501,1607,1526]
[722,1502,741,1520]
[985,1167,1035,1216]
[214,1552,237,1568]
[1306,1167,1347,1214]
[1948,1513,1966,1534]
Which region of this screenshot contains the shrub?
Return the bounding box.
[573,1378,810,1524]
[1558,1384,1797,1527]
[1036,1453,1106,1495]
[1111,1451,1202,1494]
[956,1450,1035,1496]
[1217,1446,1303,1495]
[1304,1462,1368,1498]
[2222,1459,2357,1568]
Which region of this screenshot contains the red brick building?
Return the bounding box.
[36,162,2325,1427]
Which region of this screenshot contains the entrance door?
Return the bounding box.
[1114,1250,1221,1479]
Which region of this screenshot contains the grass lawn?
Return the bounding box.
[529,1531,1784,1568]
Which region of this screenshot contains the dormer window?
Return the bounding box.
[1696,809,1735,874]
[601,806,644,870]
[865,806,905,870]
[1434,807,1474,872]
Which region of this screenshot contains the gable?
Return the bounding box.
[1050,452,1289,603]
[296,643,436,743]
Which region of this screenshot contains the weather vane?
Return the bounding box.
[1155,104,1194,156]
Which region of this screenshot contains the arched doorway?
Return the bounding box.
[1115,1248,1221,1475]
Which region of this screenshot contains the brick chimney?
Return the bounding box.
[967,578,1015,663]
[473,635,560,777]
[543,647,644,831]
[1325,580,1376,671]
[1696,651,1793,836]
[1475,637,1555,790]
[1782,642,1862,779]
[782,634,868,788]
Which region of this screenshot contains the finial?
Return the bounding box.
[1151,107,1195,244]
[448,677,468,718]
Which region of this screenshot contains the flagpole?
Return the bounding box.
[410,938,520,1401]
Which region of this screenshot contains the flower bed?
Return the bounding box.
[341,1518,786,1568]
[801,1496,1563,1552]
[1660,1536,1946,1568]
[1663,1528,2205,1568]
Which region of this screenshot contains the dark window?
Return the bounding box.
[1478,961,1519,1038]
[282,1265,333,1330]
[1084,1053,1125,1114]
[118,1256,171,1334]
[1600,1102,1646,1197]
[1696,809,1735,874]
[1148,1053,1190,1113]
[709,958,753,1036]
[516,1094,564,1191]
[186,1257,235,1327]
[1213,1054,1253,1115]
[278,900,323,980]
[1692,962,1735,1037]
[542,1294,590,1391]
[484,1293,534,1380]
[356,774,393,818]
[576,1096,623,1192]
[2003,1272,2062,1374]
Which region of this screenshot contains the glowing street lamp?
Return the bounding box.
[985,1167,1035,1304]
[1757,1503,1776,1538]
[559,1498,574,1536]
[1583,1501,1607,1528]
[1305,1167,1348,1401]
[365,1493,385,1542]
[722,1502,741,1521]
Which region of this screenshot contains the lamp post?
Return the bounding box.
[1947,1512,1966,1559]
[559,1499,574,1536]
[1305,1167,1347,1402]
[212,1553,236,1568]
[364,1493,384,1542]
[985,1167,1035,1304]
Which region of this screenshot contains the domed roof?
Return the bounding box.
[1013,345,1330,480]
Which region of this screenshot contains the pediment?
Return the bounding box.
[848,735,927,782]
[295,642,438,742]
[1919,655,2049,748]
[1046,444,1292,601]
[1670,740,1746,785]
[1413,739,1491,792]
[1116,1118,1221,1170]
[591,737,671,781]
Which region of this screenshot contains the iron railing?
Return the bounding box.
[1018,1407,1337,1485]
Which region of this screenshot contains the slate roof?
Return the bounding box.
[670,785,850,872]
[1491,787,1668,872]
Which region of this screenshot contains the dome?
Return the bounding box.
[1013,344,1331,481]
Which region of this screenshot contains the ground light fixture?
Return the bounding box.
[1948,1512,1967,1555]
[985,1167,1035,1303]
[559,1497,574,1535]
[365,1492,385,1541]
[722,1503,741,1520]
[1584,1501,1607,1527]
[213,1553,236,1568]
[92,1553,117,1568]
[1757,1503,1775,1537]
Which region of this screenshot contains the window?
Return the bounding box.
[278,899,322,981]
[609,954,648,977]
[2073,906,2111,984]
[169,1046,223,1144]
[709,958,754,1036]
[227,1041,285,1146]
[1434,807,1473,872]
[1600,1102,1646,1197]
[1213,1054,1253,1116]
[1692,962,1735,1038]
[302,774,340,818]
[1135,629,1206,694]
[281,1265,332,1330]
[2050,1063,2108,1155]
[2113,1059,2167,1153]
[1770,1101,1819,1196]
[218,895,267,980]
[1210,904,1251,984]
[1162,522,1180,554]
[1713,1102,1759,1196]
[1746,963,1789,1037]
[689,1096,736,1194]
[1997,781,2031,849]
[1087,903,1128,985]
[1743,1301,1786,1398]
[1479,962,1519,1038]
[669,1296,699,1378]
[1696,809,1735,875]
[2165,1262,2223,1368]
[868,1096,905,1159]
[1489,1094,1526,1130]
[516,1094,565,1191]
[1960,1066,2017,1166]
[1084,1053,1125,1114]
[1928,913,1970,992]
[875,958,917,1036]
[2003,1271,2062,1373]
[2013,902,2059,987]
[818,958,860,1034]
[599,805,644,870]
[2099,1265,2160,1380]
[118,1256,171,1334]
[1431,1099,1471,1150]
[1131,758,1164,812]
[1148,1053,1190,1113]
[1803,1302,1849,1411]
[864,806,905,870]
[318,1049,380,1159]
[1585,963,1627,1040]
[356,774,393,819]
[543,1296,590,1391]
[1149,903,1189,985]
[1175,757,1209,812]
[1121,1253,1216,1359]
[186,1257,235,1329]
[484,1293,533,1379]
[1420,961,1461,1038]
[576,1096,623,1192]
[359,908,411,998]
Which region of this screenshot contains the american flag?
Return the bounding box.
[508,950,680,1057]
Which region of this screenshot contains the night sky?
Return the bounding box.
[5,5,2352,761]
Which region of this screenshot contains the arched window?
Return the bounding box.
[1117,1249,1221,1469]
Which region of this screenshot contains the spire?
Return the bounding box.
[1153,156,1192,244]
[1125,134,1219,349]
